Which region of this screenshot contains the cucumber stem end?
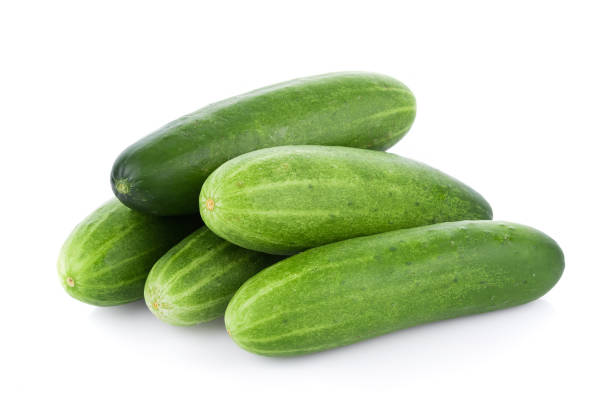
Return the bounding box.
[115,179,130,195]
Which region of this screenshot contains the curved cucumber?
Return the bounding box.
[144,227,280,326]
[57,199,201,306]
[225,221,564,356]
[200,145,492,254]
[111,72,416,215]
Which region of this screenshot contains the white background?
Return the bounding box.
[2,1,610,414]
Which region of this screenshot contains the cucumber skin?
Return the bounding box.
[225,221,564,356]
[200,145,492,255]
[111,72,416,216]
[144,227,281,326]
[57,199,201,306]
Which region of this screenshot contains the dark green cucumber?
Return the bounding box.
[144,227,280,326]
[200,145,492,254]
[225,221,564,356]
[111,72,416,215]
[57,199,201,306]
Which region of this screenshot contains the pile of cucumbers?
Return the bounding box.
[58,72,564,356]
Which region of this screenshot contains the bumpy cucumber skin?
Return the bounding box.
[225,221,564,356]
[200,145,492,255]
[111,72,416,215]
[144,227,280,326]
[57,199,201,306]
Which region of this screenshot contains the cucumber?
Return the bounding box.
[225,221,564,356]
[144,227,280,326]
[57,199,201,306]
[111,72,416,215]
[200,145,492,254]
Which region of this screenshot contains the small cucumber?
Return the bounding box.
[111,72,416,215]
[144,227,280,326]
[57,199,201,306]
[225,221,564,356]
[200,145,492,254]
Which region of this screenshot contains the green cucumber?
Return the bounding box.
[57,199,201,306]
[144,227,280,326]
[111,72,416,215]
[225,220,564,356]
[200,145,492,255]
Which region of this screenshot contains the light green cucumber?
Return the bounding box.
[225,221,564,356]
[200,145,492,254]
[144,227,280,326]
[57,199,201,306]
